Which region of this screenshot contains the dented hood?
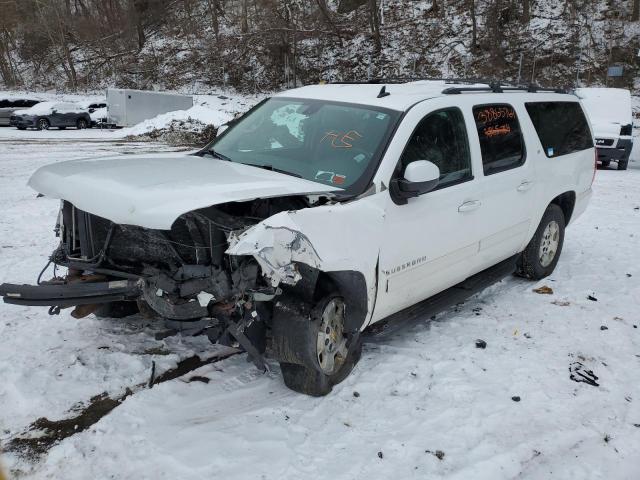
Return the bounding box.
[29,152,341,229]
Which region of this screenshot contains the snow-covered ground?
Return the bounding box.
[0,128,639,479]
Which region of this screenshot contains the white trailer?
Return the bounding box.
[106,88,193,127]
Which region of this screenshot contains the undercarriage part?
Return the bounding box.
[141,280,208,321]
[0,280,141,308]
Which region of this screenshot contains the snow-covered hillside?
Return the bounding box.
[1,1,639,93]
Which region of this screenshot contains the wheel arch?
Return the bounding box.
[279,264,369,334]
[550,191,576,225]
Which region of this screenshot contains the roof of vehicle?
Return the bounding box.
[276,81,577,111]
[15,101,86,115]
[575,87,632,125]
[0,96,42,102]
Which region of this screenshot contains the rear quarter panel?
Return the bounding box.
[517,95,595,237]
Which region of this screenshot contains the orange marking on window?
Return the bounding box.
[476,107,516,124]
[320,130,362,148]
[484,124,512,137]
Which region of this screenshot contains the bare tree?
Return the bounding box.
[469,0,477,50]
[368,0,381,52]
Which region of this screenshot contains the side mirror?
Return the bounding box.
[51,109,57,114]
[390,160,440,205]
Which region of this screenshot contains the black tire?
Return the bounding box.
[76,118,88,129]
[273,293,362,396]
[37,118,50,130]
[517,203,565,280]
[94,301,140,319]
[17,127,26,130]
[617,158,628,170]
[600,160,610,168]
[59,126,66,130]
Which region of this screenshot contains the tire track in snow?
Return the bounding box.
[3,348,239,460]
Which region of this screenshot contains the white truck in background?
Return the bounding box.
[575,87,633,170]
[106,88,193,128]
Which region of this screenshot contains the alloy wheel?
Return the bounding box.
[316,297,348,375]
[539,220,560,267]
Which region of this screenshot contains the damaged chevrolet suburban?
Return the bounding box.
[0,81,595,395]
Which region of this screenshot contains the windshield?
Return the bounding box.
[204,97,401,193]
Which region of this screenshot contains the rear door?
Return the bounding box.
[374,105,485,320]
[49,103,66,127]
[468,102,535,269]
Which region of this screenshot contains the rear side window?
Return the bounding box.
[525,102,593,157]
[473,104,525,175]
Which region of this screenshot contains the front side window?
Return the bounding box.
[207,98,401,194]
[400,108,472,189]
[473,104,525,175]
[525,102,593,157]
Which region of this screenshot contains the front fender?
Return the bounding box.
[226,194,386,329]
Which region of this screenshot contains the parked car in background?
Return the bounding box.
[79,100,108,127]
[10,101,92,130]
[0,97,41,126]
[576,87,633,170]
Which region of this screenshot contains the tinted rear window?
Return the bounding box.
[525,102,593,157]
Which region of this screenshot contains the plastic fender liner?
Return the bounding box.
[0,280,141,308]
[323,270,368,333]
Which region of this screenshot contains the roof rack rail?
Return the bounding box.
[442,83,567,95]
[326,77,567,94]
[330,76,494,85]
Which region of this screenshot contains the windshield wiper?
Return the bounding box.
[207,149,232,162]
[245,164,302,178]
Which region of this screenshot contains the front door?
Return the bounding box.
[374,106,484,321]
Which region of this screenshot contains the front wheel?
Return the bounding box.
[37,118,50,130]
[618,158,628,170]
[76,118,88,129]
[517,203,566,280]
[274,294,362,396]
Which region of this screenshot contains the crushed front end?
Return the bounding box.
[0,195,319,369]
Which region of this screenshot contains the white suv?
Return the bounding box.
[0,81,595,395]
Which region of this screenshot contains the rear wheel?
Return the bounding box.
[275,294,362,396]
[16,127,26,130]
[37,118,50,130]
[618,158,628,170]
[76,118,88,129]
[517,203,565,280]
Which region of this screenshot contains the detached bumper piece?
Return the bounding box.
[0,280,141,308]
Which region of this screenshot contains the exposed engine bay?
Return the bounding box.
[56,195,314,315]
[2,195,338,370]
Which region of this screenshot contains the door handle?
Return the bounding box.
[517,181,534,192]
[458,200,481,212]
